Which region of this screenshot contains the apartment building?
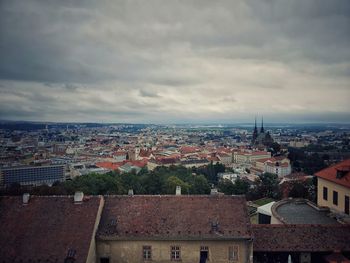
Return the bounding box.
[315,159,350,215]
[0,165,65,187]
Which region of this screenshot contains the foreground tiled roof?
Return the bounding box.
[97,195,252,240]
[315,159,350,188]
[0,196,103,263]
[252,224,350,252]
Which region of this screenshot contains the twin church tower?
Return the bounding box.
[251,117,273,147]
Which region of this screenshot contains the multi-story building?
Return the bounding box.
[217,152,233,166]
[0,165,65,187]
[147,158,180,171]
[289,140,310,148]
[96,195,253,263]
[233,151,271,165]
[315,159,350,215]
[254,157,292,177]
[112,152,128,162]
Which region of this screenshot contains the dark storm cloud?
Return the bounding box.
[0,0,349,123]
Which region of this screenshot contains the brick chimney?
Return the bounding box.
[74,192,84,203]
[176,186,181,195]
[210,188,218,195]
[22,193,30,205]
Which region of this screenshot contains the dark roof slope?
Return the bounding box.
[97,195,251,240]
[0,195,102,263]
[252,224,350,252]
[315,159,350,188]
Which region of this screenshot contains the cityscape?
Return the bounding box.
[0,0,350,263]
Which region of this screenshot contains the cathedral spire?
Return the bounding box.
[255,117,257,129]
[260,116,265,133]
[252,116,258,144]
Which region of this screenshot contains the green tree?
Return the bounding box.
[165,176,190,194]
[140,172,166,194]
[288,182,308,199]
[198,161,225,184]
[118,173,143,194]
[189,174,211,194]
[232,178,250,195]
[255,173,281,199]
[218,179,235,195]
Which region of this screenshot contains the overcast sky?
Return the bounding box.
[0,0,349,124]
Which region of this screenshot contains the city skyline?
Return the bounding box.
[0,0,349,124]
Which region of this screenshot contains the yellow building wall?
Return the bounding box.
[317,177,350,214]
[97,239,252,263]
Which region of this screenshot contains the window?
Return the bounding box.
[333,191,338,205]
[200,246,209,263]
[171,246,181,261]
[228,246,238,261]
[100,258,110,263]
[143,246,152,260]
[345,196,349,215]
[323,187,328,200]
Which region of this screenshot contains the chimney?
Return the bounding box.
[74,191,84,203]
[128,189,134,196]
[210,188,218,195]
[176,186,181,195]
[22,193,30,205]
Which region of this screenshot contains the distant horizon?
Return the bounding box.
[1,118,350,127]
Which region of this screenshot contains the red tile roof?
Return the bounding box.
[96,161,122,170]
[180,146,200,154]
[207,156,220,162]
[284,172,310,180]
[97,195,252,240]
[255,158,271,163]
[217,152,231,158]
[130,159,148,167]
[252,224,350,252]
[139,149,153,158]
[154,157,180,165]
[315,159,350,189]
[0,195,103,262]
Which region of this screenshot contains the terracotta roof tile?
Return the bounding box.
[0,196,102,262]
[97,195,252,240]
[315,159,350,189]
[180,146,200,154]
[96,161,122,170]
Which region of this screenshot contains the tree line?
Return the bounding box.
[1,162,314,201]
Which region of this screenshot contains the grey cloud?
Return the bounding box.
[149,77,200,87]
[0,0,349,123]
[139,89,160,98]
[220,96,236,103]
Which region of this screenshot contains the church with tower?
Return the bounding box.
[251,117,273,148]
